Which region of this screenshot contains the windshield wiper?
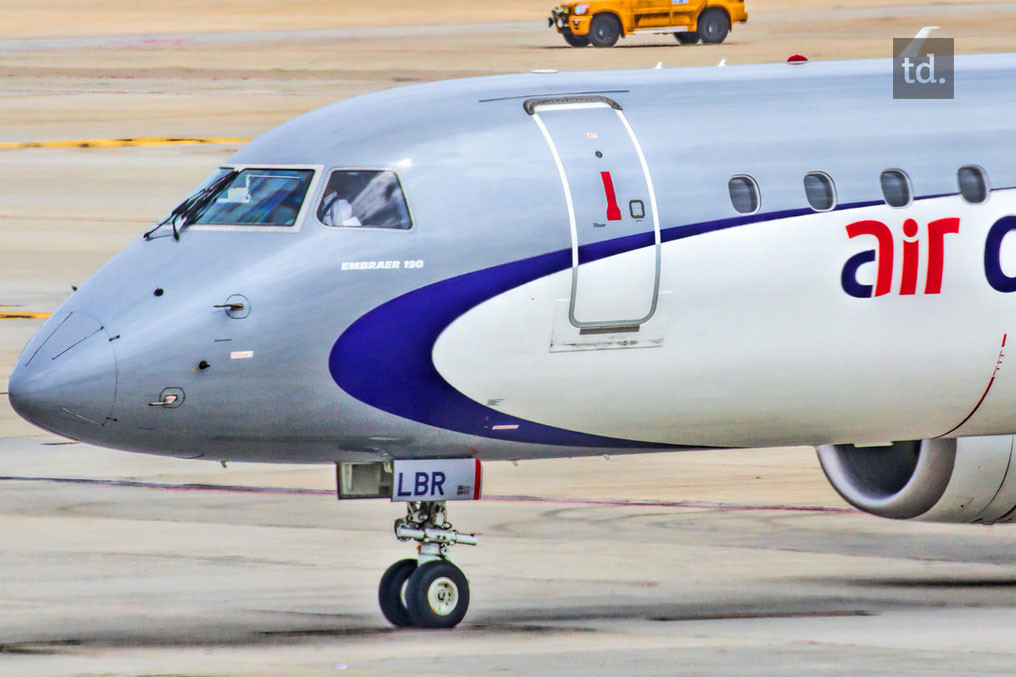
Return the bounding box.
[144,169,240,241]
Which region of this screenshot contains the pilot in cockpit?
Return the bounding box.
[315,170,412,230]
[319,192,363,227]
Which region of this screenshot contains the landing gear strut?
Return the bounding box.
[378,501,476,628]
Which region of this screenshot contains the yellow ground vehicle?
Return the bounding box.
[549,0,747,48]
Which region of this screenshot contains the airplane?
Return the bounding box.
[10,50,1016,629]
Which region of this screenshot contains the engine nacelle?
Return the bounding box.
[817,435,1016,524]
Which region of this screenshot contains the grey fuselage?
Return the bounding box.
[10,55,1016,463]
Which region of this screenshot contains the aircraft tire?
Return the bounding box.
[698,9,730,44]
[675,31,700,44]
[588,14,621,48]
[378,558,417,627]
[562,30,590,47]
[405,560,470,629]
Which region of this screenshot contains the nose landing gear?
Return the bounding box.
[378,500,476,628]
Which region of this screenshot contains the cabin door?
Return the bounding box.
[527,96,660,329]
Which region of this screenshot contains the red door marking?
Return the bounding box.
[600,171,622,221]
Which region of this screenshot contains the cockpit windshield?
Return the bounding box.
[181,168,314,227]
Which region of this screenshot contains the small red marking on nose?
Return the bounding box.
[600,171,622,221]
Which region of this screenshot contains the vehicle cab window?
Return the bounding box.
[317,170,412,229]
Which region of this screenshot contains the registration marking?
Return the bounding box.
[230,350,254,360]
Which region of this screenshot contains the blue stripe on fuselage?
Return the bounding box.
[327,197,897,448]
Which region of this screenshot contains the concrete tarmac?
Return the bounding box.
[6,2,1016,674]
[8,440,1016,675]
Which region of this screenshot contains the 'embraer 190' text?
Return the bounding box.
[341,259,425,271]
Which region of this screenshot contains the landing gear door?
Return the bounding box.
[527,96,661,329]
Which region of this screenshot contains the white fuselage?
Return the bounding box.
[436,193,1016,447]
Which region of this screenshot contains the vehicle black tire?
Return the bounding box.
[405,560,470,629]
[378,558,417,627]
[588,13,621,48]
[562,29,590,47]
[697,8,730,44]
[675,31,699,44]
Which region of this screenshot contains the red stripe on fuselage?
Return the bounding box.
[937,333,1008,437]
[473,458,483,500]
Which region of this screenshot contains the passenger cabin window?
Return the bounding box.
[186,168,314,226]
[804,172,836,211]
[317,170,412,229]
[958,165,989,204]
[880,169,912,208]
[728,175,760,214]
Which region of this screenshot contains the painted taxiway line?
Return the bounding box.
[0,312,51,320]
[0,474,854,513]
[0,137,250,149]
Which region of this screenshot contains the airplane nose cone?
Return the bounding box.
[9,311,117,438]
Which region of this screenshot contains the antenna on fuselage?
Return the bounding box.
[900,26,941,58]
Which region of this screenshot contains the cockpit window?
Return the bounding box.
[317,170,412,229]
[186,168,315,227]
